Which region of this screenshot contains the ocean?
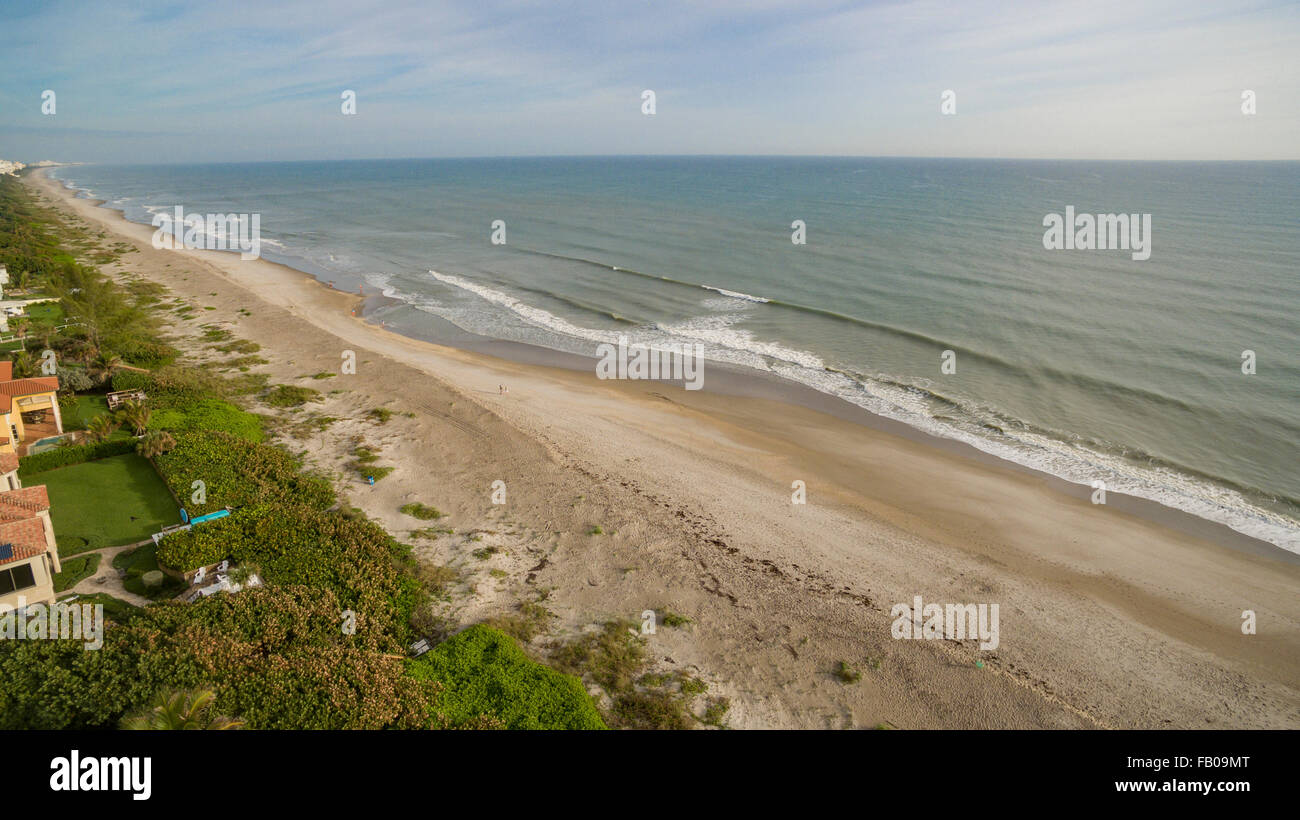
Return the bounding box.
[50,157,1300,551]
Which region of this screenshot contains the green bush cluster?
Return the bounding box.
[408,625,606,730]
[0,586,439,730]
[112,367,223,412]
[153,430,332,516]
[262,384,322,408]
[157,503,423,635]
[150,398,263,442]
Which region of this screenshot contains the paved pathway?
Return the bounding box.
[65,541,152,607]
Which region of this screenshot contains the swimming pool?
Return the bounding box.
[27,435,73,454]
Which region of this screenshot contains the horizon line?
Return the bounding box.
[25,153,1300,168]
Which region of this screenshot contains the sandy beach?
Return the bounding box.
[28,168,1300,729]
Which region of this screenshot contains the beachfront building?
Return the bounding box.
[0,361,62,455]
[0,452,18,491]
[0,483,61,610]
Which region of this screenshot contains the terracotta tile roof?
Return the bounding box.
[0,486,51,566]
[0,376,58,397]
[0,376,58,415]
[0,452,17,475]
[0,361,11,381]
[0,518,50,566]
[0,486,50,521]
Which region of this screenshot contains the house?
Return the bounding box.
[0,481,62,610]
[0,361,63,455]
[0,451,18,491]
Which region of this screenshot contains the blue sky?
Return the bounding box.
[1,0,1296,163]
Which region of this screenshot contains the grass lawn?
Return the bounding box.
[52,552,101,592]
[113,542,186,600]
[60,394,111,430]
[34,454,179,555]
[24,300,64,325]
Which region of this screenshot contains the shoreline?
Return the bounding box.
[42,170,1298,563]
[27,167,1300,729]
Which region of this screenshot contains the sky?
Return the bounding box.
[1,0,1296,164]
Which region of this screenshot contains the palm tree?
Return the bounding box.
[11,351,36,378]
[85,414,118,443]
[120,688,245,730]
[136,430,175,459]
[90,352,123,385]
[117,400,151,436]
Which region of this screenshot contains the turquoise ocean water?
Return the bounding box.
[51,157,1300,551]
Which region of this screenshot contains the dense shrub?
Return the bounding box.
[57,366,94,392]
[262,384,322,408]
[111,337,178,370]
[0,586,439,730]
[408,625,607,730]
[112,366,225,411]
[150,398,263,442]
[18,439,136,478]
[110,369,148,392]
[153,430,332,516]
[156,503,424,635]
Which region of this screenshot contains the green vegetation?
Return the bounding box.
[485,600,555,643]
[0,174,600,732]
[156,503,422,628]
[261,384,322,408]
[153,430,333,517]
[551,620,707,729]
[400,502,443,520]
[367,407,393,424]
[59,394,111,430]
[17,438,136,479]
[660,610,692,628]
[834,660,862,684]
[408,626,606,730]
[60,592,138,624]
[415,564,459,596]
[121,688,245,730]
[349,443,394,481]
[52,553,101,593]
[113,543,185,600]
[34,454,179,555]
[212,339,260,354]
[699,696,731,728]
[150,398,263,442]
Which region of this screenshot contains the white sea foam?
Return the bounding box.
[701,285,770,303]
[423,267,1300,553]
